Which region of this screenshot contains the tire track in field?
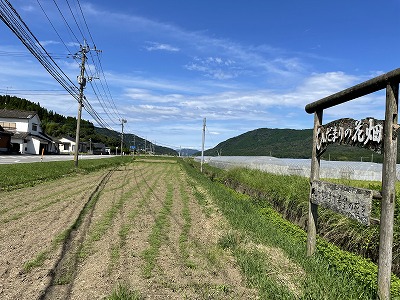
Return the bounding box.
[0,172,104,220]
[39,168,116,300]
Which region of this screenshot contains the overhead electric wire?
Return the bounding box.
[94,52,122,120]
[51,0,80,45]
[0,0,80,102]
[57,0,122,127]
[87,51,121,122]
[76,0,95,48]
[1,0,123,130]
[36,0,79,63]
[65,0,85,40]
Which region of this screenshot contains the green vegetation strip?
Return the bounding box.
[0,156,132,191]
[181,159,400,299]
[141,180,174,278]
[178,180,196,269]
[79,163,161,259]
[105,283,144,300]
[107,164,164,273]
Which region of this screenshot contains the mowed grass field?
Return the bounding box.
[0,156,396,299]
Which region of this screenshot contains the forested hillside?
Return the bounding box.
[0,95,177,155]
[204,127,385,163]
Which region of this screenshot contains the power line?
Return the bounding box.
[1,0,122,130]
[36,0,78,62]
[51,0,80,44]
[76,0,95,47]
[0,0,80,101]
[65,0,85,40]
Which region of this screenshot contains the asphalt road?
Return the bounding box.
[0,154,118,164]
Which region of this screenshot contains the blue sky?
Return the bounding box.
[0,1,399,150]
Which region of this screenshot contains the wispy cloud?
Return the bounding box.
[184,56,241,79]
[144,42,179,52]
[38,40,60,47]
[84,4,312,82]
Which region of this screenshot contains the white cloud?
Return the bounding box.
[144,42,179,52]
[184,56,242,79]
[38,40,60,47]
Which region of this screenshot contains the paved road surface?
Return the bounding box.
[0,154,118,165]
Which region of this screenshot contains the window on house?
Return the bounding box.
[32,123,38,131]
[0,122,16,130]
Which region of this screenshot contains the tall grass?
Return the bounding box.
[206,164,400,274]
[181,158,400,298]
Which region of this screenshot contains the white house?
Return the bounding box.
[58,136,75,154]
[57,136,89,154]
[0,109,57,154]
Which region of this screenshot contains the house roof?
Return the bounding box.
[60,136,76,142]
[12,132,29,139]
[0,109,37,119]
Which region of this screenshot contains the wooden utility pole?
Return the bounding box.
[120,119,127,156]
[377,82,399,299]
[201,117,206,172]
[74,42,88,168]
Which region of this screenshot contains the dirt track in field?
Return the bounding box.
[0,160,257,299]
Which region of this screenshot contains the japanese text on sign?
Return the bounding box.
[310,180,373,226]
[316,118,384,154]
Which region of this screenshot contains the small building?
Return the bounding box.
[58,136,88,154]
[0,109,57,154]
[58,136,75,154]
[92,142,106,155]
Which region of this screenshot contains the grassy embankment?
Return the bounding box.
[183,158,400,299]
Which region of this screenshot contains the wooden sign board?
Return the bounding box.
[310,180,373,226]
[316,117,384,155]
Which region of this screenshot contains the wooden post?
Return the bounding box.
[377,82,399,299]
[307,109,322,256]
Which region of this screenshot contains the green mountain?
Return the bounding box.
[204,128,385,163]
[0,95,177,155]
[95,127,177,155]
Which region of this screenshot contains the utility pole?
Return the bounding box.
[201,117,206,172]
[120,119,127,156]
[73,41,100,167]
[74,42,89,168]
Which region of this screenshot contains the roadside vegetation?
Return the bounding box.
[203,162,400,277]
[0,156,132,191]
[182,158,400,298]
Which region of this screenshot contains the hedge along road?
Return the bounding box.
[0,158,257,299]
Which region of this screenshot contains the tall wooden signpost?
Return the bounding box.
[305,68,400,300]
